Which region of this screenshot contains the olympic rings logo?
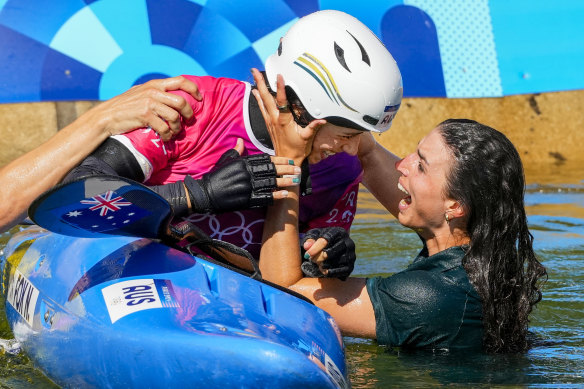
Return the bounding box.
[182,211,263,249]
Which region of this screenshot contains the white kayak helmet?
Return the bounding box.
[265,10,402,133]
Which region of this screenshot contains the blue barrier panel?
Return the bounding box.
[0,0,583,102]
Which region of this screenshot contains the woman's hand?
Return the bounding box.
[85,76,202,141]
[0,76,201,232]
[251,68,325,165]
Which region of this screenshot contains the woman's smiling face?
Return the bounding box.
[307,123,364,164]
[394,127,455,236]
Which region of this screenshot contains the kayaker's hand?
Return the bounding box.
[300,227,356,280]
[250,68,325,166]
[184,141,301,214]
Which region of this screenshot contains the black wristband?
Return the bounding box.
[150,181,189,217]
[184,175,211,213]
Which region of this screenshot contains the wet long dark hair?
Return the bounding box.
[438,119,547,353]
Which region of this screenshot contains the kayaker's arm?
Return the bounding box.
[261,200,378,338]
[64,136,299,220]
[254,67,378,338]
[260,181,376,337]
[260,179,377,337]
[0,76,201,233]
[252,68,321,284]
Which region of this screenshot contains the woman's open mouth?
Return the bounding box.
[398,182,412,210]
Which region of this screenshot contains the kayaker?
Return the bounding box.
[62,10,403,268]
[256,65,547,352]
[0,76,201,232]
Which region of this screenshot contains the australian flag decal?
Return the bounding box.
[59,190,150,233]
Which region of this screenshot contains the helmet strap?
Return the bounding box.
[247,89,273,150]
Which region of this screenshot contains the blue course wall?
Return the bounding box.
[0,0,583,102]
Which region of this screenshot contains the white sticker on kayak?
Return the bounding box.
[102,279,179,323]
[325,353,349,389]
[6,269,40,327]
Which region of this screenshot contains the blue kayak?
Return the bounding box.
[1,226,348,388]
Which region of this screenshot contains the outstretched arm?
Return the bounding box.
[358,132,403,218]
[0,76,201,232]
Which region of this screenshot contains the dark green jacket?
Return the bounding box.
[367,246,483,350]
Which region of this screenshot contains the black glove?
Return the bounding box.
[185,151,277,214]
[300,227,356,281]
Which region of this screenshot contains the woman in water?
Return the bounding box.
[256,71,547,352]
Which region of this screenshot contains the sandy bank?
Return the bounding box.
[1,90,583,183]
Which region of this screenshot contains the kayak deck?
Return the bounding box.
[1,226,348,388]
